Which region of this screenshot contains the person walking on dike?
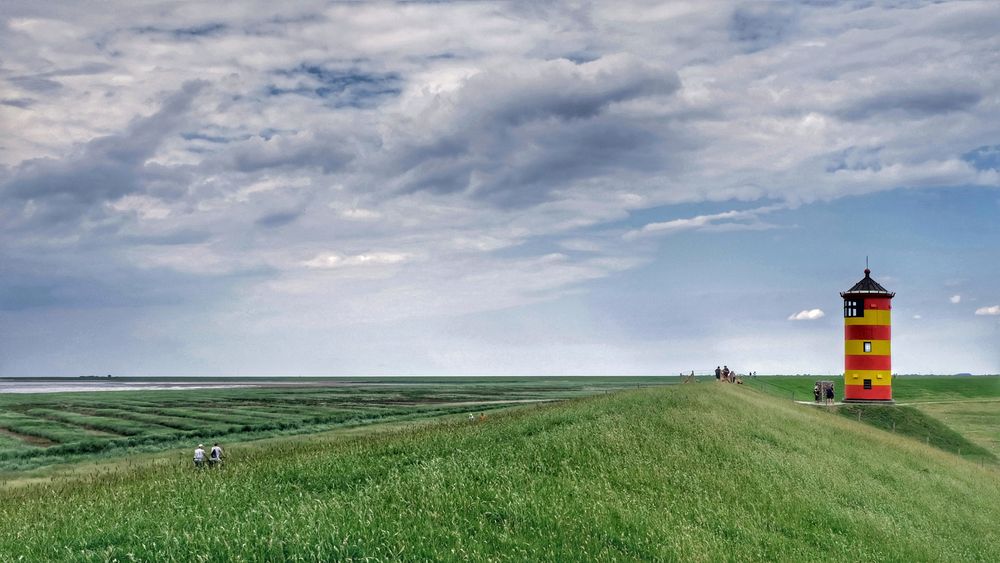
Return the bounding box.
[825,384,835,405]
[814,384,821,402]
[194,444,206,469]
[209,443,224,467]
[722,365,730,382]
[715,366,722,381]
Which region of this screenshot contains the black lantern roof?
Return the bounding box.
[841,268,895,298]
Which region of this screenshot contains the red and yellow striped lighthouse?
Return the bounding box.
[841,268,894,402]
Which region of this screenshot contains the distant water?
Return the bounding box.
[0,380,266,394]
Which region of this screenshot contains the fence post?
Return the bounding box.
[892,421,896,433]
[857,410,861,422]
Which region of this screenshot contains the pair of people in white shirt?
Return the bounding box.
[193,443,224,468]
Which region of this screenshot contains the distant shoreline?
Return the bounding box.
[0,374,994,395]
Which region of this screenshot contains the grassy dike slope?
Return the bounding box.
[0,384,997,561]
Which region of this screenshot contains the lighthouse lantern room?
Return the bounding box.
[841,268,895,402]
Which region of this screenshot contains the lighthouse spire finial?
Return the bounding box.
[865,256,870,276]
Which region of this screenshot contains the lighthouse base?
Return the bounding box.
[843,384,892,401]
[842,398,895,404]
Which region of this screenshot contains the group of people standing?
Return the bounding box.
[715,365,754,384]
[814,383,836,405]
[193,443,224,468]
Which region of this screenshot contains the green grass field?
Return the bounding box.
[0,383,997,561]
[0,377,670,472]
[743,375,1000,462]
[743,374,1000,403]
[911,399,1000,458]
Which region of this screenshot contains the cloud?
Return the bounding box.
[836,87,982,121]
[2,1,1000,375]
[302,252,411,270]
[217,130,353,174]
[1,97,35,108]
[338,207,382,221]
[1,80,207,224]
[557,238,604,253]
[788,309,825,321]
[268,65,402,108]
[624,205,784,240]
[729,4,798,53]
[254,210,302,229]
[974,305,1000,316]
[950,295,962,304]
[8,75,62,92]
[377,54,683,207]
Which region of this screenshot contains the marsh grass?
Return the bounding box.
[0,379,658,471]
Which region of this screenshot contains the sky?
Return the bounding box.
[1,0,999,377]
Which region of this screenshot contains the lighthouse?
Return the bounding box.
[841,268,895,402]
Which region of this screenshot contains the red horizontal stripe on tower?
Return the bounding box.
[845,355,891,370]
[863,298,892,310]
[844,385,892,400]
[845,325,892,340]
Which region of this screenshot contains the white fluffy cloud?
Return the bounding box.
[624,205,784,240]
[974,305,1000,316]
[302,252,411,270]
[788,309,826,321]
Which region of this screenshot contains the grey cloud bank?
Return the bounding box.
[1,1,999,376]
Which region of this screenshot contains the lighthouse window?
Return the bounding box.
[863,341,872,353]
[863,379,872,389]
[843,299,865,318]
